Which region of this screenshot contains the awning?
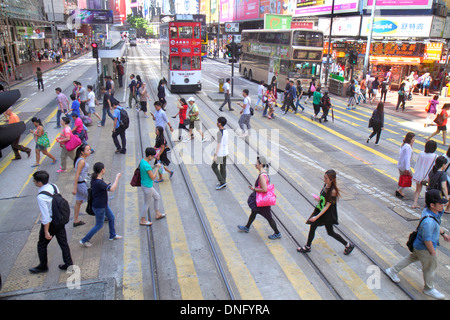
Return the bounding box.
[369,56,421,65]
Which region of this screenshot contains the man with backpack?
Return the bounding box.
[346,79,356,110]
[112,100,128,154]
[386,189,450,299]
[30,170,73,273]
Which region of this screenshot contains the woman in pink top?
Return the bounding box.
[56,117,76,172]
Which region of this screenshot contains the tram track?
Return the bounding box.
[137,44,417,300]
[130,45,236,300]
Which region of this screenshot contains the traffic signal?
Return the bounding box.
[91,42,98,59]
[225,43,233,58]
[0,90,26,158]
[233,43,243,59]
[348,50,358,65]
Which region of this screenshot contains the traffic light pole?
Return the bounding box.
[231,35,235,97]
[363,0,377,79]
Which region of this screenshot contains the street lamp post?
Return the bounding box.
[363,0,377,79]
[324,0,335,90]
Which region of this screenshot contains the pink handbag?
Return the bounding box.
[65,134,81,151]
[256,174,276,207]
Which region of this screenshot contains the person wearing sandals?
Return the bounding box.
[79,162,123,247]
[411,140,437,209]
[72,144,91,227]
[154,126,174,182]
[396,132,415,198]
[139,147,165,226]
[30,117,57,167]
[297,169,354,255]
[238,156,281,240]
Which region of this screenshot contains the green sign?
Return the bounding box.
[264,14,292,30]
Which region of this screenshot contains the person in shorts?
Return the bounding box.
[185,97,206,142]
[427,103,450,146]
[86,85,101,122]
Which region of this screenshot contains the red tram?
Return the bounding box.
[160,15,202,92]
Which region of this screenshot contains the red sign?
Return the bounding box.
[291,21,314,29]
[35,29,40,34]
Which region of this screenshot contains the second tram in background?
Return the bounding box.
[160,15,202,92]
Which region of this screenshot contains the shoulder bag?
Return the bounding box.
[406,215,439,252]
[256,174,277,207]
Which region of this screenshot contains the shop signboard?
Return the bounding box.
[264,14,292,29]
[364,0,432,10]
[236,0,259,20]
[69,9,114,24]
[295,0,359,16]
[361,16,433,38]
[219,0,235,22]
[423,43,443,62]
[318,16,361,37]
[259,0,290,19]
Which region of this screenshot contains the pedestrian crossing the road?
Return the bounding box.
[0,47,449,301]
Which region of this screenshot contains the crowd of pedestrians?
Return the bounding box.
[9,59,448,300]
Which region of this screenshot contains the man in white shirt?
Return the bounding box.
[219,78,234,112]
[86,85,102,122]
[212,117,229,190]
[237,89,252,136]
[151,101,174,133]
[256,80,265,110]
[29,171,73,274]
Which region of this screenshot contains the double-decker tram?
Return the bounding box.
[160,15,202,92]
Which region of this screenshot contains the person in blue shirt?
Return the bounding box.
[112,100,127,154]
[69,93,81,117]
[386,189,450,299]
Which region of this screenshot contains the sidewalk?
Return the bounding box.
[8,51,90,89]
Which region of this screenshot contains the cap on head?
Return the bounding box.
[426,189,449,205]
[187,97,195,102]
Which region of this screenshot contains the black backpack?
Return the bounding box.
[39,184,71,228]
[346,85,353,97]
[427,171,444,192]
[119,107,129,129]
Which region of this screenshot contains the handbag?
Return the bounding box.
[434,112,445,126]
[86,187,94,216]
[398,174,412,188]
[65,134,82,151]
[421,155,437,186]
[130,166,141,187]
[247,191,257,210]
[256,174,276,207]
[37,131,51,148]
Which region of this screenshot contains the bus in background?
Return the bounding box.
[160,15,202,92]
[239,29,324,92]
[201,26,208,60]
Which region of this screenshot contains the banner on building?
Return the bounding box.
[295,0,359,16]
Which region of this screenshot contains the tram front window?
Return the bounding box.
[182,56,191,70]
[192,56,200,69]
[179,27,193,39]
[171,56,181,70]
[170,26,177,39]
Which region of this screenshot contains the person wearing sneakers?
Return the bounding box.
[80,162,123,247]
[238,156,281,240]
[386,189,450,300]
[212,117,229,190]
[185,97,206,142]
[297,169,354,255]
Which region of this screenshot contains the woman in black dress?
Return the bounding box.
[154,126,174,182]
[297,169,354,255]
